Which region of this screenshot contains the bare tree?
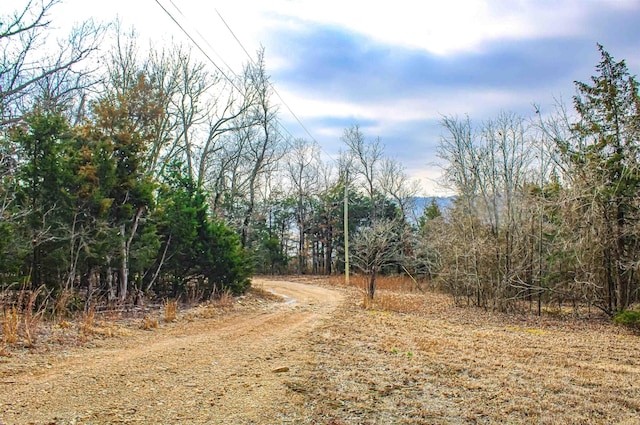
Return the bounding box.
[196,63,260,189]
[1,0,103,126]
[438,115,483,305]
[239,48,283,247]
[341,125,384,220]
[352,219,399,300]
[377,157,420,222]
[438,112,535,310]
[144,44,193,176]
[285,138,321,274]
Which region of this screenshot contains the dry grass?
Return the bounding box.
[90,321,117,337]
[1,287,46,348]
[163,299,178,323]
[330,273,426,294]
[369,290,429,314]
[52,289,73,320]
[2,276,637,423]
[139,315,158,330]
[213,289,234,308]
[2,307,18,345]
[249,284,286,302]
[342,275,431,313]
[289,280,640,424]
[77,306,119,338]
[1,281,284,355]
[22,288,44,347]
[78,305,95,336]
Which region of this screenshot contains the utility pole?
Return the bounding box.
[344,170,350,286]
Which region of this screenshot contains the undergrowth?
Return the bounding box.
[614,310,640,330]
[140,315,159,330]
[0,282,282,351]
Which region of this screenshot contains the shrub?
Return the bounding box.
[613,310,640,330]
[140,315,158,330]
[164,299,177,323]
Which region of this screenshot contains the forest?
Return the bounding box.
[1,1,640,326]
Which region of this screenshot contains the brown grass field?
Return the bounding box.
[283,275,640,424]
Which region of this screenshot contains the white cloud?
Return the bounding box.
[42,0,636,72]
[210,0,617,55]
[11,0,640,195]
[275,84,536,129]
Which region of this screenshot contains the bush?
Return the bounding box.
[613,310,640,330]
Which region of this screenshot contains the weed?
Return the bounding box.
[22,287,45,347]
[372,291,426,315]
[140,315,158,330]
[2,307,18,345]
[506,325,548,335]
[362,292,375,309]
[374,275,418,292]
[194,305,218,319]
[164,299,178,323]
[614,310,640,330]
[213,289,234,308]
[93,321,116,337]
[52,289,73,321]
[250,286,284,302]
[79,305,96,336]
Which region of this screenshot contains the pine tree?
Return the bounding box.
[570,44,640,312]
[13,111,74,289]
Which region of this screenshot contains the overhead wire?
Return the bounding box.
[214,8,325,149]
[152,0,243,93]
[156,0,353,270]
[167,0,236,76]
[154,0,300,146]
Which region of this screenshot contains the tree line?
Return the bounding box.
[3,2,639,322]
[433,45,640,317]
[0,1,421,310]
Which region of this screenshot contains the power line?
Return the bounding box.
[155,2,296,143]
[167,0,237,79]
[154,0,335,162]
[153,0,242,93]
[214,8,328,153]
[214,9,254,67]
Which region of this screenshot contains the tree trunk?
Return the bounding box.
[86,266,96,310]
[119,207,145,303]
[119,223,128,303]
[106,257,116,302]
[368,268,377,300]
[325,224,333,274]
[298,222,305,274]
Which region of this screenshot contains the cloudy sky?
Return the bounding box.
[21,0,640,194]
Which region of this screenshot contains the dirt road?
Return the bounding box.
[1,279,343,424]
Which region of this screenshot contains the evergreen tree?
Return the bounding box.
[569,44,640,312]
[12,111,74,289]
[88,72,161,302]
[155,165,252,297]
